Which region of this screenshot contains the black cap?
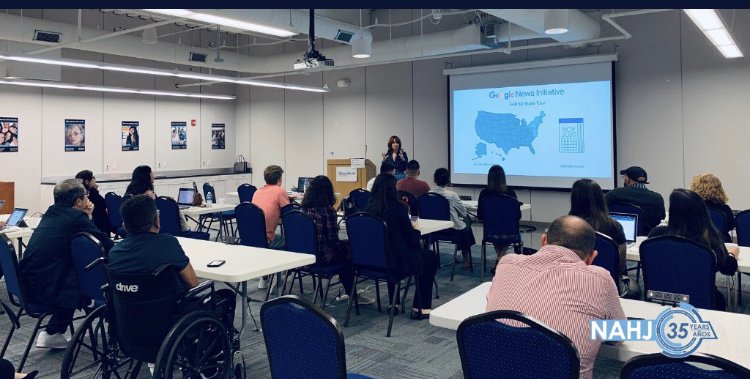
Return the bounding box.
[620,166,649,184]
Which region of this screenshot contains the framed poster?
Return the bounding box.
[171,121,187,149]
[0,117,19,152]
[211,123,225,150]
[65,119,86,152]
[121,121,140,151]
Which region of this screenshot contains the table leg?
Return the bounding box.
[239,281,247,337]
[16,237,24,259]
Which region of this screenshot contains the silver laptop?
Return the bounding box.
[610,212,638,247]
[176,188,196,210]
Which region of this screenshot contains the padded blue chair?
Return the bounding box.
[735,210,750,305]
[457,310,580,379]
[235,202,269,248]
[477,194,522,281]
[282,210,347,308]
[201,182,236,240]
[593,232,622,295]
[344,212,414,337]
[709,208,731,243]
[348,189,370,213]
[155,196,210,240]
[0,235,75,371]
[260,295,373,379]
[104,192,127,238]
[237,183,257,203]
[609,202,648,236]
[398,190,419,217]
[281,203,301,217]
[621,352,750,378]
[71,232,107,307]
[418,192,460,266]
[640,236,718,310]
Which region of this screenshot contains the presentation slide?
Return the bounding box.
[448,60,615,189]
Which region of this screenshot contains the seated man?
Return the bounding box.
[251,165,290,249]
[605,166,665,234]
[396,160,430,197]
[107,195,236,332]
[19,179,114,349]
[486,215,625,379]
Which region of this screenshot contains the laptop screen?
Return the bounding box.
[177,188,196,205]
[610,212,637,242]
[297,177,313,192]
[6,208,28,226]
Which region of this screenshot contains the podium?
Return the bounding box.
[326,159,376,206]
[0,182,14,210]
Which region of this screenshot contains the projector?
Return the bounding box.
[293,57,335,70]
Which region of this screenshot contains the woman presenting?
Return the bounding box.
[382,135,409,180]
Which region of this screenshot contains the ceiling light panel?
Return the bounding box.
[143,9,296,37]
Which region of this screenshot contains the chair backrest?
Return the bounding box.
[639,236,716,309]
[106,266,182,362]
[609,202,647,236]
[457,310,580,379]
[346,212,388,270]
[281,210,317,256]
[348,189,370,212]
[593,232,621,294]
[203,183,217,203]
[418,193,451,221]
[398,191,419,216]
[0,234,24,307]
[237,183,257,203]
[155,196,182,236]
[708,209,728,236]
[260,295,347,379]
[235,202,269,248]
[104,192,124,230]
[479,194,521,243]
[71,232,107,304]
[736,210,750,247]
[621,353,750,379]
[281,203,301,218]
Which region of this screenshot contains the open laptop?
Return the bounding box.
[176,188,196,210]
[1,207,28,230]
[296,177,314,193]
[610,212,638,247]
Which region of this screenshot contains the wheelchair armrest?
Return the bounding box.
[85,257,108,272]
[0,299,19,328]
[184,280,215,301]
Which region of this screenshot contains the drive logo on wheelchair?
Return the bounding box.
[115,282,139,293]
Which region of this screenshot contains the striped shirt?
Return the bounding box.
[486,245,625,379]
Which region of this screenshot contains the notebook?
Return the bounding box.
[610,212,638,247]
[176,188,196,210]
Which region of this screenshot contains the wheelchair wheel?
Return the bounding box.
[153,312,232,379]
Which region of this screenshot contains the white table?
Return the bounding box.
[0,215,41,256]
[626,236,750,274]
[413,219,454,236]
[461,200,531,213]
[430,282,750,368]
[181,204,236,217]
[176,236,315,335]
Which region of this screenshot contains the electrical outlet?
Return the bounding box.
[157,162,162,168]
[105,164,110,171]
[202,160,207,167]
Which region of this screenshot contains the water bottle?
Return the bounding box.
[206,191,214,204]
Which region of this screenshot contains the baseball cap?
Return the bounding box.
[620,166,649,184]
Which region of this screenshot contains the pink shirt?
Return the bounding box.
[251,184,290,242]
[486,245,625,379]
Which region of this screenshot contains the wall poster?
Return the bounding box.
[65,119,86,152]
[212,123,225,150]
[171,121,187,150]
[121,121,140,151]
[0,117,19,152]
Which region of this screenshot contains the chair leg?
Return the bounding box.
[264,275,275,302]
[481,243,487,281]
[344,275,359,327]
[401,277,412,313]
[375,279,382,312]
[0,309,21,358]
[450,245,459,281]
[387,281,401,337]
[321,278,332,309]
[298,271,305,294]
[128,360,143,379]
[434,278,440,299]
[738,274,743,306]
[281,271,293,295]
[18,315,48,371]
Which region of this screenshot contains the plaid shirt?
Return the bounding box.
[301,206,340,262]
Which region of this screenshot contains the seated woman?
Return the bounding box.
[0,358,37,379]
[477,165,518,268]
[365,174,439,319]
[125,165,189,232]
[300,175,373,304]
[691,173,735,242]
[75,170,111,234]
[430,168,476,270]
[648,188,739,310]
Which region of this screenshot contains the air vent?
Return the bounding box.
[189,52,207,63]
[33,30,62,43]
[334,30,356,44]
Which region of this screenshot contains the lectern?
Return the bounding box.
[0,182,14,210]
[326,159,376,207]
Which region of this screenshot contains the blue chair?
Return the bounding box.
[735,210,750,305]
[348,189,370,212]
[398,191,419,217]
[235,202,269,248]
[457,310,580,379]
[237,183,257,203]
[344,212,415,337]
[477,194,522,281]
[260,295,372,379]
[282,210,347,308]
[609,202,648,236]
[155,196,210,240]
[201,182,236,240]
[0,234,74,371]
[104,192,126,238]
[593,232,622,295]
[281,203,301,217]
[709,208,730,242]
[640,236,718,310]
[621,352,750,378]
[71,232,107,307]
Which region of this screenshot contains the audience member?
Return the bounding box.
[486,215,625,379]
[125,165,189,232]
[605,166,665,234]
[0,358,37,379]
[381,135,409,180]
[430,168,475,270]
[366,161,396,191]
[396,160,430,197]
[477,164,519,266]
[19,179,114,349]
[75,170,110,234]
[365,174,439,319]
[300,175,374,304]
[107,195,236,331]
[691,173,735,242]
[252,165,289,249]
[648,188,738,310]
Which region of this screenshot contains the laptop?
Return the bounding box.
[296,177,314,193]
[610,212,638,247]
[1,208,28,230]
[176,188,196,210]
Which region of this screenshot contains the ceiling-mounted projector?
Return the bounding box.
[294,9,334,70]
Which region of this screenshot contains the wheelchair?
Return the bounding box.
[60,261,245,379]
